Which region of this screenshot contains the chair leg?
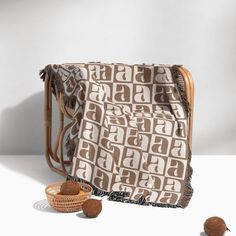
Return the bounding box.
[44,74,68,177]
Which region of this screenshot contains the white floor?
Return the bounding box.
[0,155,235,236]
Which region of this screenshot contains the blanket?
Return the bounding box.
[40,63,193,208]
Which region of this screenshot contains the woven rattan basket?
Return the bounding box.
[45,181,92,212]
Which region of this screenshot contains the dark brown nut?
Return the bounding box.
[82,199,102,218]
[60,180,80,195]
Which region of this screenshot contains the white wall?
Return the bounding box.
[0,0,235,155]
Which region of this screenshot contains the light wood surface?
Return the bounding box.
[177,66,194,148]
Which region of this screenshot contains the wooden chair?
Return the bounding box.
[44,66,194,177]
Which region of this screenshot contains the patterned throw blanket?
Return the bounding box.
[40,63,193,208]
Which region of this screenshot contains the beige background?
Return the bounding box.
[0,0,235,155]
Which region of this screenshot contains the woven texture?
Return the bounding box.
[45,182,92,212]
[41,63,193,208]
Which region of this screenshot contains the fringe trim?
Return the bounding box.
[39,65,76,110]
[65,138,76,161]
[177,147,194,208]
[170,65,194,208]
[63,95,77,109]
[66,175,190,208]
[39,65,60,95]
[171,65,190,115]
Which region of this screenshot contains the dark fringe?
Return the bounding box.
[63,95,77,109]
[171,65,190,115]
[66,175,109,197]
[177,147,193,208]
[65,138,76,161]
[39,64,76,109]
[170,65,194,208]
[39,65,59,95]
[66,174,192,208]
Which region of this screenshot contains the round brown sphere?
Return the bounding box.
[82,199,102,218]
[204,216,229,236]
[60,180,80,195]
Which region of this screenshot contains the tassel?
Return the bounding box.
[66,174,186,208]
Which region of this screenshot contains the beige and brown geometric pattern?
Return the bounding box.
[41,63,193,208]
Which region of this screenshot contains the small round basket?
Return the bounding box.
[45,181,92,213]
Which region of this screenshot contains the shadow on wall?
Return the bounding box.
[0,91,59,155]
[0,92,64,184]
[0,92,44,154]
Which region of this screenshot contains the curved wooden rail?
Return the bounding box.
[44,74,69,177]
[177,66,194,148]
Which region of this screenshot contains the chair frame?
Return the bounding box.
[44,67,194,177]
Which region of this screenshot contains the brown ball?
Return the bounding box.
[60,180,80,195]
[82,199,102,218]
[204,216,230,236]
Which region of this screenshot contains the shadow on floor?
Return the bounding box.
[33,199,86,215]
[33,199,59,213]
[33,199,76,215]
[0,156,64,185]
[76,212,91,219]
[199,232,206,236]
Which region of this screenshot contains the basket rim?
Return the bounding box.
[45,181,93,198]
